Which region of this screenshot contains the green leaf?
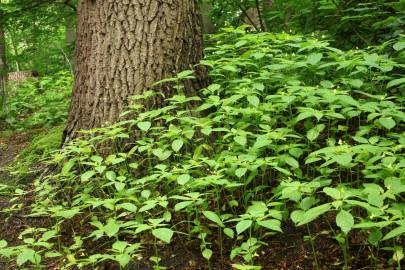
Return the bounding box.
[202,249,213,260]
[174,201,193,212]
[115,182,125,192]
[172,139,184,152]
[382,225,405,241]
[307,53,323,65]
[235,167,248,178]
[0,240,7,248]
[368,229,382,247]
[112,241,128,253]
[284,155,299,168]
[137,121,151,131]
[336,210,354,234]
[334,153,352,167]
[234,135,247,146]
[247,95,260,107]
[393,41,405,51]
[104,219,120,237]
[203,211,224,227]
[105,171,116,181]
[223,228,234,239]
[379,117,396,129]
[177,70,194,79]
[177,174,191,185]
[307,124,325,141]
[141,190,151,199]
[118,203,138,212]
[323,187,341,200]
[81,170,96,182]
[116,253,131,267]
[16,249,37,266]
[348,79,363,89]
[298,203,331,226]
[152,228,174,243]
[387,78,405,88]
[257,219,282,232]
[55,208,80,219]
[236,220,252,235]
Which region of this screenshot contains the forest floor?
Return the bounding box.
[0,132,392,270]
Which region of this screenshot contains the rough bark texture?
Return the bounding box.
[0,16,7,107]
[64,0,206,143]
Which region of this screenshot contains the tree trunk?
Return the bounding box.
[63,0,206,143]
[200,2,215,34]
[0,15,7,108]
[64,15,76,71]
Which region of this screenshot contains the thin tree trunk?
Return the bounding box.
[0,15,7,108]
[63,0,206,143]
[200,2,215,34]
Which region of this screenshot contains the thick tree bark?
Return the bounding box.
[0,15,7,108]
[63,0,206,143]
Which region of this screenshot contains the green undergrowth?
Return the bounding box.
[0,71,72,131]
[1,28,404,269]
[8,126,64,182]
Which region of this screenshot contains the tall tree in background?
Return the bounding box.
[63,0,206,142]
[0,12,6,107]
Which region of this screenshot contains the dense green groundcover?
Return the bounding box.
[0,72,72,131]
[1,29,404,269]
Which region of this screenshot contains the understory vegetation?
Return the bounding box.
[1,28,404,269]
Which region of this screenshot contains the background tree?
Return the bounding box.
[0,10,6,108]
[63,0,206,142]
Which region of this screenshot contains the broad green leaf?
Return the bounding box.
[379,117,396,129]
[116,253,131,267]
[387,78,405,88]
[382,225,405,241]
[112,241,128,253]
[172,139,184,152]
[137,121,151,131]
[336,210,354,234]
[307,124,325,141]
[174,201,193,212]
[236,220,252,235]
[16,249,37,266]
[334,153,352,167]
[105,171,116,181]
[298,203,331,226]
[81,170,95,182]
[323,187,341,200]
[177,174,191,185]
[152,228,174,243]
[104,219,120,237]
[307,53,323,65]
[55,208,80,219]
[235,167,248,178]
[118,203,137,212]
[284,155,299,168]
[257,219,282,232]
[202,249,213,260]
[203,211,224,227]
[393,41,405,51]
[223,228,234,239]
[247,95,260,107]
[234,135,247,146]
[0,240,7,248]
